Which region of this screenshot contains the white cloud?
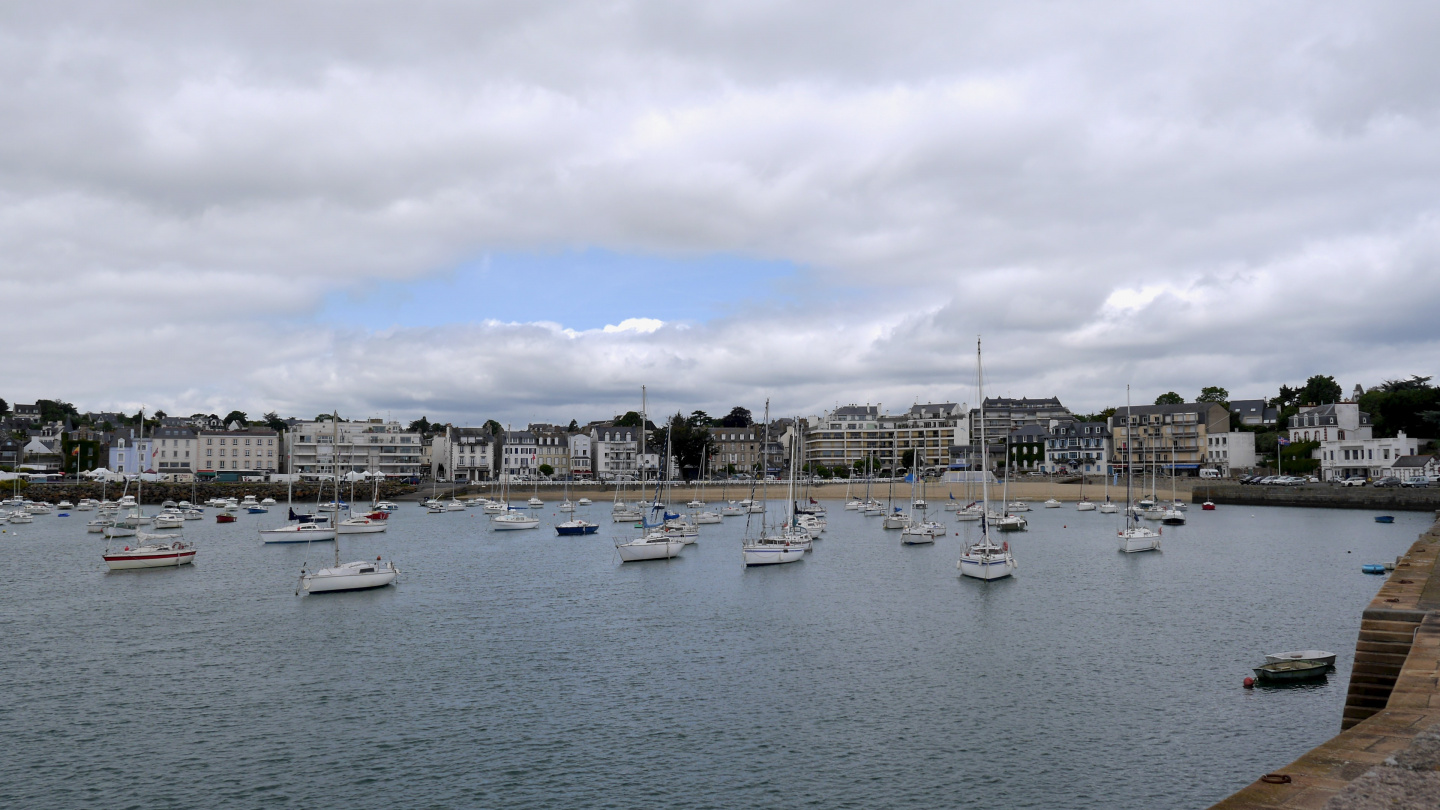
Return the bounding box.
[3,2,1439,423]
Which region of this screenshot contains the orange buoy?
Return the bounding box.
[1243,677,1254,689]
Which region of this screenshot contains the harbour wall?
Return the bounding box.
[13,481,418,505]
[1199,482,1440,512]
[1211,513,1440,809]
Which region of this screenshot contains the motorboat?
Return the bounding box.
[492,511,540,530]
[558,500,576,513]
[247,506,269,514]
[58,500,75,510]
[578,498,592,505]
[300,557,398,593]
[182,508,204,520]
[86,517,113,533]
[372,501,399,512]
[1374,515,1395,524]
[686,499,705,508]
[993,513,1027,532]
[318,501,346,513]
[555,519,599,536]
[694,510,723,524]
[616,532,684,561]
[953,503,983,522]
[241,495,259,508]
[103,534,196,569]
[1202,501,1216,511]
[153,512,185,529]
[261,522,336,543]
[1043,498,1062,508]
[527,496,544,508]
[1006,501,1030,512]
[75,499,96,511]
[444,500,466,512]
[216,513,237,523]
[482,501,506,514]
[1160,508,1186,525]
[336,515,388,534]
[796,514,826,535]
[8,511,34,524]
[261,497,277,506]
[1264,650,1336,667]
[1076,500,1096,511]
[27,502,53,514]
[720,502,745,517]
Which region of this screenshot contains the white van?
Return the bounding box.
[1198,468,1222,479]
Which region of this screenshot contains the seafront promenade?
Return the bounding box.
[1211,512,1440,809]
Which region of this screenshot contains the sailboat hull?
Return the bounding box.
[957,555,1016,580]
[302,568,397,592]
[616,540,683,561]
[742,546,805,565]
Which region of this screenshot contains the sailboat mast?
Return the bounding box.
[1126,386,1134,524]
[977,337,989,535]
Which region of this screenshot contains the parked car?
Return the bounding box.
[1400,477,1432,488]
[1340,476,1367,487]
[1371,476,1403,488]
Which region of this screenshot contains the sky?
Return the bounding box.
[3,1,1438,427]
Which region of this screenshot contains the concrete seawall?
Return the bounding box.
[1211,514,1440,809]
[1200,483,1440,512]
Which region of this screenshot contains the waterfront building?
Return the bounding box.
[1043,420,1112,474]
[11,403,41,424]
[568,433,592,479]
[590,425,638,480]
[285,419,421,480]
[1286,401,1373,444]
[0,437,19,468]
[1391,454,1438,483]
[107,428,153,476]
[1205,431,1257,474]
[152,427,197,474]
[803,403,968,475]
[968,397,1070,445]
[498,430,538,481]
[1007,424,1049,473]
[198,428,281,476]
[531,425,571,478]
[431,427,495,482]
[1108,401,1230,476]
[1314,431,1420,481]
[710,422,761,476]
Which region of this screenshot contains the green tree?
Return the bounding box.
[614,411,644,428]
[664,411,713,479]
[408,416,431,434]
[1197,386,1230,405]
[1380,375,1432,392]
[566,419,579,432]
[900,449,917,470]
[314,413,335,422]
[1358,380,1440,438]
[719,407,753,427]
[223,410,249,426]
[38,399,78,421]
[263,411,288,432]
[483,419,502,436]
[0,397,8,415]
[1297,375,1342,406]
[538,464,554,478]
[688,410,713,427]
[1154,392,1183,405]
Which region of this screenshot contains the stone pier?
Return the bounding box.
[1211,513,1440,809]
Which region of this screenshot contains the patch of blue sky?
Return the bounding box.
[317,249,804,331]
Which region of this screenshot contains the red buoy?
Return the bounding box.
[1243,677,1255,689]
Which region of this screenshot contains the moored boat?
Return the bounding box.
[104,534,196,570]
[1264,650,1336,667]
[555,519,600,536]
[1251,660,1328,683]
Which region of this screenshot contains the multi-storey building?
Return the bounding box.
[1108,401,1230,476]
[498,430,538,480]
[1316,432,1420,482]
[199,428,281,475]
[1205,432,1257,474]
[1286,402,1372,444]
[531,425,570,478]
[107,427,153,476]
[710,423,761,475]
[591,425,638,480]
[1229,399,1277,427]
[803,403,968,475]
[568,433,593,479]
[968,397,1071,445]
[285,419,422,479]
[431,427,495,482]
[1006,424,1050,472]
[1043,420,1112,474]
[151,427,198,474]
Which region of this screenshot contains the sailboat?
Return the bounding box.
[742,401,806,566]
[298,543,398,593]
[492,431,540,531]
[558,475,576,513]
[103,410,198,569]
[882,431,909,529]
[615,393,684,561]
[1118,386,1162,553]
[901,473,945,544]
[844,476,862,510]
[262,422,336,543]
[693,454,722,524]
[958,338,1018,580]
[1076,467,1096,511]
[337,474,389,534]
[1160,447,1187,525]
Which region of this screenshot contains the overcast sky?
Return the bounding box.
[3,1,1437,426]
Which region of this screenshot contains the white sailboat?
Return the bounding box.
[742,401,806,566]
[958,338,1018,580]
[492,440,540,530]
[262,437,336,543]
[615,389,683,562]
[1118,386,1161,553]
[901,476,945,544]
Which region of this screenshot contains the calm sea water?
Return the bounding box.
[0,496,1429,809]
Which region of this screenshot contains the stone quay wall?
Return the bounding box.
[1200,483,1440,512]
[18,481,419,506]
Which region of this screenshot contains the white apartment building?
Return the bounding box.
[1315,432,1420,481]
[198,428,281,474]
[151,427,198,474]
[286,419,423,479]
[591,425,638,480]
[498,430,538,481]
[803,403,969,474]
[1204,431,1257,473]
[569,433,592,479]
[1286,402,1372,444]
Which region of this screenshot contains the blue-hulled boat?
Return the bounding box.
[555,519,599,536]
[1361,563,1387,574]
[1374,515,1394,524]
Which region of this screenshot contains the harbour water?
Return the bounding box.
[0,499,1428,808]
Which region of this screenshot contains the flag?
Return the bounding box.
[1277,437,1291,447]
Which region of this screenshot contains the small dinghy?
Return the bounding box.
[1374,515,1395,524]
[1252,660,1329,683]
[1264,650,1336,667]
[1361,563,1387,574]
